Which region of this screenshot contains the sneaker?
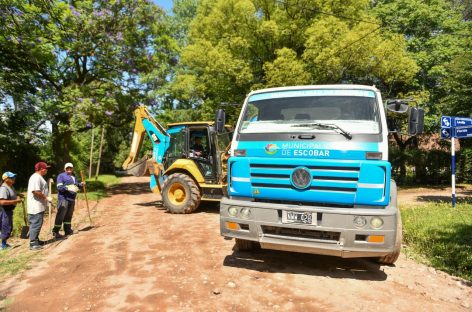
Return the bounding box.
[52,232,65,240]
[38,240,46,246]
[30,245,43,251]
[1,244,12,250]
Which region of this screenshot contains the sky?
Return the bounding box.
[154,0,173,12]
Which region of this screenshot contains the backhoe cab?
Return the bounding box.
[122,106,231,213]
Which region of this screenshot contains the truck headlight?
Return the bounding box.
[228,206,238,217]
[240,207,251,219]
[370,217,384,229]
[353,216,367,228]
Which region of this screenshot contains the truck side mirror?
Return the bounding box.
[386,100,409,114]
[215,109,226,133]
[408,108,424,135]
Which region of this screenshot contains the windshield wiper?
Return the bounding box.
[292,122,353,140]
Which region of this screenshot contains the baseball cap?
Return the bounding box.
[35,162,51,171]
[64,162,74,169]
[2,171,17,181]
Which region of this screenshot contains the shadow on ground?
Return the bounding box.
[133,200,220,214]
[416,194,472,204]
[107,182,150,196]
[223,248,387,281]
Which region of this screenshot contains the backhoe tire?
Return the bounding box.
[162,173,201,214]
[377,209,402,265]
[234,239,260,251]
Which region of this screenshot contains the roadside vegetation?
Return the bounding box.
[402,202,472,282]
[1,175,120,282]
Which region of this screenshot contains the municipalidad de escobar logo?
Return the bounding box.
[264,143,278,155]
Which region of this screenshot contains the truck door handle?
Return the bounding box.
[298,134,316,139]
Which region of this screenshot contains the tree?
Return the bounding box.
[172,0,419,122]
[373,0,470,183]
[0,0,176,166]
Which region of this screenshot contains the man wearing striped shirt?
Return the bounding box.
[54,163,84,238]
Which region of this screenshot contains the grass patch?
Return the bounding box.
[0,251,38,280]
[77,174,120,201]
[402,202,472,281]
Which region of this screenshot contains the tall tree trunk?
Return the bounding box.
[51,119,72,167]
[392,133,416,185]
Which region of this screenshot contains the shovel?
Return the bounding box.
[20,200,29,239]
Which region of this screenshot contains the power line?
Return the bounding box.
[275,0,472,37]
[275,0,382,26]
[333,27,383,56]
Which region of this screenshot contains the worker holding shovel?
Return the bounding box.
[54,163,84,238]
[0,172,22,250]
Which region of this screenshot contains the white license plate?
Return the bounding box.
[282,211,316,225]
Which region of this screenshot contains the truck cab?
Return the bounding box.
[220,84,422,264]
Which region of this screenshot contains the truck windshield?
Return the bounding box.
[240,90,381,134]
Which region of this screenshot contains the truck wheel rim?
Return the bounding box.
[168,183,186,205]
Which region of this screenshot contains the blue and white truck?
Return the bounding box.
[220,84,423,264]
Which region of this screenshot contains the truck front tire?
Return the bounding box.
[234,239,261,251]
[162,173,201,214]
[377,209,402,265]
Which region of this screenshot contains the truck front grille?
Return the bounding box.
[261,225,340,242]
[250,163,359,193]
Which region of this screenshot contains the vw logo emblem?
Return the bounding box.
[291,167,311,189]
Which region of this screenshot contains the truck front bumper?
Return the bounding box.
[220,198,399,258]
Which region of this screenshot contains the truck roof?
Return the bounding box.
[168,121,214,127]
[247,84,380,97]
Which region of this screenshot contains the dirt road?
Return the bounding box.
[1,176,471,311]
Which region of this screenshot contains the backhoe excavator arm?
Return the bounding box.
[122,106,170,176]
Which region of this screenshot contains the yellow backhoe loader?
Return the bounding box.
[122,106,231,213]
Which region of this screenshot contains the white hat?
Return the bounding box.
[64,162,74,169]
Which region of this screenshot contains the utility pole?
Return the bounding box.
[88,126,95,179]
[95,126,106,180]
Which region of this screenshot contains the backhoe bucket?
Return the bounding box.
[124,155,149,177]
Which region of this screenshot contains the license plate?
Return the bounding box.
[282,211,315,224]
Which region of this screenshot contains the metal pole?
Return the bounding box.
[80,170,93,225]
[95,126,105,180]
[88,127,95,179]
[451,137,456,208]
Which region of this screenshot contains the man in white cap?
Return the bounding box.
[54,162,84,238]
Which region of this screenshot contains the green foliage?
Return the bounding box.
[172,0,419,123]
[439,49,472,117]
[264,48,311,87]
[77,174,121,201]
[457,146,472,183]
[0,0,177,166]
[0,108,42,186]
[402,203,472,281]
[373,0,470,111]
[303,16,418,85]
